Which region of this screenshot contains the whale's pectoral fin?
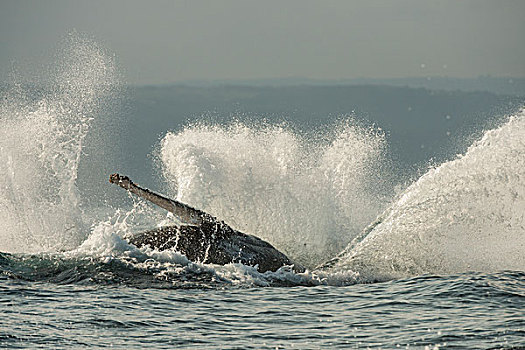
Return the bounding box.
[109,173,212,226]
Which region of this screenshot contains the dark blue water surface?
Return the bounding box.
[1,254,523,349]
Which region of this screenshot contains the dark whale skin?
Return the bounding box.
[129,221,300,273]
[110,173,303,273]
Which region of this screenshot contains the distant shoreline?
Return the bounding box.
[3,76,525,97]
[133,76,525,97]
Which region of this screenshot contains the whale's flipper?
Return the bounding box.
[109,173,303,272]
[109,173,209,225]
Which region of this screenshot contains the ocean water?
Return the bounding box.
[1,37,524,349]
[1,270,523,349]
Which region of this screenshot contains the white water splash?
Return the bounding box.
[158,122,390,268]
[332,109,525,279]
[0,34,118,253]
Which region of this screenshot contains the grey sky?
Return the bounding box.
[1,0,524,85]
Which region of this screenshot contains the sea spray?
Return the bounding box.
[332,109,525,279]
[158,121,390,268]
[0,34,118,253]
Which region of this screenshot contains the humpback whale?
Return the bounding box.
[109,174,303,273]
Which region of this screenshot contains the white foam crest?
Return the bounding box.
[0,34,118,253]
[159,121,388,268]
[71,214,189,264]
[71,210,277,286]
[59,200,371,287]
[332,109,525,278]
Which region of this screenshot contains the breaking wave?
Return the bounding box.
[158,122,391,268]
[0,34,118,253]
[0,33,522,288]
[329,108,525,280]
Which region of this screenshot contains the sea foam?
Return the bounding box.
[158,121,390,268]
[0,34,118,253]
[331,109,525,279]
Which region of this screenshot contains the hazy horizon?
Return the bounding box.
[1,0,524,85]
